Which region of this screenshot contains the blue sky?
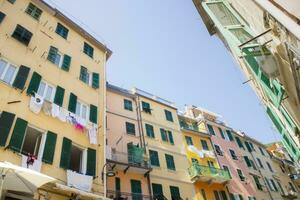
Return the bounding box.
[47,0,281,144]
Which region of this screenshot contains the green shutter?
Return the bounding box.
[238,195,244,200]
[168,131,174,144]
[126,122,135,135]
[201,140,209,150]
[86,148,96,176]
[149,150,160,166]
[61,54,71,72]
[226,130,234,141]
[54,86,65,107]
[165,154,175,170]
[0,111,15,146]
[145,124,154,138]
[0,12,6,24]
[42,131,57,164]
[9,118,28,152]
[92,73,99,89]
[244,156,251,167]
[12,65,30,90]
[207,124,215,135]
[89,104,98,124]
[219,128,225,139]
[115,177,121,191]
[235,137,244,148]
[170,186,180,200]
[220,191,228,200]
[152,183,163,196]
[26,72,41,95]
[47,46,58,64]
[130,180,142,200]
[68,93,77,113]
[160,129,168,142]
[214,191,220,200]
[59,137,72,169]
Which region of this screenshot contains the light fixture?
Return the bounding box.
[101,163,116,182]
[106,170,116,177]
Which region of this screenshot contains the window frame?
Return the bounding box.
[0,59,18,86]
[141,101,151,114]
[124,99,133,111]
[201,139,209,150]
[79,66,91,86]
[83,42,94,58]
[165,153,176,171]
[164,110,173,122]
[229,149,238,160]
[145,123,155,138]
[37,80,56,102]
[55,22,69,39]
[69,143,87,174]
[25,3,43,21]
[185,136,193,146]
[237,168,245,182]
[149,149,160,167]
[11,24,33,46]
[75,100,89,120]
[125,122,136,135]
[214,144,223,156]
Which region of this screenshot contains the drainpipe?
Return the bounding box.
[103,51,108,198]
[135,95,143,148]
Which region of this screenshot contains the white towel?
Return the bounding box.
[67,170,93,192]
[58,108,67,122]
[88,125,97,145]
[21,155,42,172]
[29,95,44,114]
[51,103,60,118]
[187,145,204,158]
[42,101,52,115]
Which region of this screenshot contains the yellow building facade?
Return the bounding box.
[178,114,230,200]
[0,0,111,199]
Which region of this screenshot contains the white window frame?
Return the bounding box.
[37,80,56,102]
[80,66,92,86]
[76,100,89,120]
[70,143,87,174]
[53,51,63,68]
[0,59,18,85]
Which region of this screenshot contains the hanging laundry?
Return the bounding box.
[75,115,87,127]
[66,112,76,124]
[29,94,44,114]
[58,108,67,122]
[42,101,52,115]
[21,154,42,172]
[75,123,84,132]
[51,103,60,118]
[88,124,97,144]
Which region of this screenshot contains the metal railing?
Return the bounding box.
[180,124,200,132]
[188,163,231,181]
[107,190,151,200]
[109,151,151,169]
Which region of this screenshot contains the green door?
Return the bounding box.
[130,179,142,200]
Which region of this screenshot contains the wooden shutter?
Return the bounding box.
[0,111,15,146]
[244,156,251,167]
[115,177,121,191]
[92,73,99,89]
[220,191,228,200]
[146,124,154,138]
[89,104,98,124]
[68,93,77,113]
[238,194,243,200]
[86,148,96,176]
[61,54,71,72]
[168,131,174,144]
[47,46,58,63]
[0,12,6,23]
[214,191,220,200]
[130,180,142,200]
[26,72,41,95]
[170,186,180,200]
[12,65,30,90]
[160,129,168,142]
[226,130,234,141]
[152,183,163,196]
[165,154,175,170]
[59,137,72,169]
[149,150,159,166]
[54,86,65,106]
[219,128,225,139]
[42,131,57,164]
[9,118,28,153]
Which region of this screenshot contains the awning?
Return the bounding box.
[55,183,110,200]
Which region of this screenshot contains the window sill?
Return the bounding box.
[167,169,176,173]
[78,77,97,90]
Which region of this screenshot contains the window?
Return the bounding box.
[249,142,255,151]
[165,110,173,122]
[201,189,207,200]
[56,23,69,39]
[80,66,90,85]
[288,182,296,192]
[47,46,71,71]
[248,196,256,200]
[70,144,84,173]
[145,124,155,138]
[25,3,42,20]
[152,183,164,199]
[276,181,284,195]
[185,136,193,145]
[0,59,17,85]
[229,149,238,160]
[207,2,240,26]
[218,128,225,139]
[37,80,55,102]
[207,161,214,168]
[165,154,176,170]
[269,179,278,192]
[223,165,231,178]
[226,130,234,141]
[21,126,43,157]
[207,124,215,135]
[124,99,133,111]
[253,175,263,191]
[214,191,220,200]
[75,100,88,120]
[0,12,6,24]
[12,24,32,46]
[244,141,252,152]
[191,158,198,163]
[149,150,160,167]
[170,186,180,200]
[7,0,16,4]
[201,140,209,150]
[237,169,245,181]
[83,42,94,58]
[126,122,135,135]
[214,144,223,156]
[256,158,264,168]
[259,147,265,156]
[220,191,228,200]
[142,101,151,114]
[244,156,252,168]
[235,137,244,149]
[160,129,174,144]
[266,162,273,172]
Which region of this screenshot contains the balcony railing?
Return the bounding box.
[180,124,200,132]
[188,163,231,183]
[107,190,151,200]
[109,150,151,169]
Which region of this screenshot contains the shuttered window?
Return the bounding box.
[165,154,175,170]
[55,23,69,39]
[167,131,174,145]
[152,183,163,198]
[170,186,180,200]
[160,128,168,142]
[7,0,16,4]
[25,3,42,20]
[229,149,238,160]
[115,177,121,191]
[165,110,173,122]
[142,101,151,114]
[92,73,99,89]
[201,140,209,150]
[89,104,98,124]
[226,130,234,141]
[237,169,245,181]
[218,128,225,139]
[12,65,30,90]
[214,191,220,200]
[59,137,72,169]
[53,86,65,107]
[42,131,57,164]
[0,12,6,24]
[244,156,251,167]
[235,137,244,149]
[220,191,228,200]
[126,122,135,135]
[145,124,154,138]
[83,42,94,58]
[12,25,32,46]
[9,118,28,152]
[47,46,59,65]
[0,111,15,146]
[124,99,133,111]
[26,71,41,95]
[68,93,77,113]
[149,150,160,167]
[245,141,252,152]
[185,136,193,145]
[86,148,96,176]
[207,124,215,135]
[130,179,142,200]
[61,54,71,72]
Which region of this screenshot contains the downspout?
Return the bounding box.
[135,95,143,148]
[103,51,108,198]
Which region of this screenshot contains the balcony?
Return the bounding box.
[107,190,151,200]
[180,124,200,132]
[188,163,231,184]
[106,147,151,175]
